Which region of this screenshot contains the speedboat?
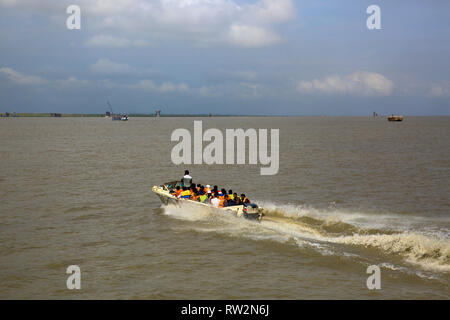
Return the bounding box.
[152,181,264,221]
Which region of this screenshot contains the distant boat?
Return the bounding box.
[387,115,403,122]
[107,101,128,121]
[111,114,128,121]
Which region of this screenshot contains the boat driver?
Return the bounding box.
[181,170,192,187]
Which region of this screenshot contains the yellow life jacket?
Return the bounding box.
[181,190,191,198]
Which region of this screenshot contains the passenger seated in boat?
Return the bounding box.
[228,190,234,200]
[225,194,235,206]
[181,170,193,187]
[222,195,229,207]
[179,187,191,199]
[172,186,182,197]
[190,188,199,201]
[219,190,229,208]
[240,194,250,204]
[210,192,220,208]
[213,185,219,194]
[233,193,241,205]
[198,192,208,203]
[204,185,211,194]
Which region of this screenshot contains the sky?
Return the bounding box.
[0,0,449,116]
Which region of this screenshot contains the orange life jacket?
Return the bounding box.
[218,195,225,208]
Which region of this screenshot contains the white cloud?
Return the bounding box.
[90,58,135,75]
[0,67,47,85]
[246,0,296,24]
[198,85,219,97]
[89,58,158,78]
[134,79,189,93]
[197,81,264,98]
[0,0,55,12]
[85,35,149,48]
[0,65,187,94]
[0,66,90,88]
[57,77,90,88]
[227,24,281,47]
[429,82,450,97]
[1,0,296,48]
[297,72,394,96]
[217,69,257,81]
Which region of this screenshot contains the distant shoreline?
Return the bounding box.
[0,113,268,118]
[0,113,246,118]
[1,113,448,118]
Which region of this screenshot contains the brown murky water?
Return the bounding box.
[0,116,449,299]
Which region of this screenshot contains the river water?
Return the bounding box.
[0,116,448,299]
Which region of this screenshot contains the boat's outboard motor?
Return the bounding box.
[243,203,264,221]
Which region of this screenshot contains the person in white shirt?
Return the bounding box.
[182,170,192,187]
[210,193,220,208]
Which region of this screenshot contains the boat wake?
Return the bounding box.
[161,201,450,276]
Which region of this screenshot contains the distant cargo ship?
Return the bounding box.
[387,115,403,122]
